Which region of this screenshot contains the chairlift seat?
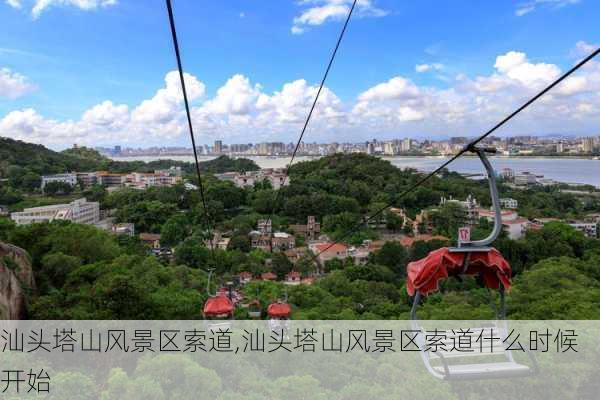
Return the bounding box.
[418,326,537,381]
[432,361,531,380]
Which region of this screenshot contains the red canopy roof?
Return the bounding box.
[406,247,511,296]
[267,302,291,318]
[203,296,234,317]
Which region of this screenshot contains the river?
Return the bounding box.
[110,155,600,187]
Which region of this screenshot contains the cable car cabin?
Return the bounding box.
[267,302,291,339]
[406,146,538,382]
[203,295,234,330]
[267,302,291,320]
[248,299,262,319]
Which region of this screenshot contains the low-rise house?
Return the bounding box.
[440,195,479,225]
[215,168,290,189]
[238,271,253,284]
[499,198,518,209]
[10,198,100,226]
[476,208,529,240]
[139,233,161,249]
[0,205,8,216]
[284,271,302,285]
[41,173,77,191]
[261,272,277,281]
[205,231,233,250]
[284,247,309,264]
[309,242,350,265]
[530,218,597,238]
[289,216,321,240]
[567,221,597,238]
[96,172,127,187]
[249,226,295,252]
[272,232,295,252]
[111,223,135,236]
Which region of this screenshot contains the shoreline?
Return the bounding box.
[110,154,598,161]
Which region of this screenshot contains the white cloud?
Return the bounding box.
[1,45,599,148]
[291,0,387,34]
[5,0,117,18]
[5,0,22,8]
[515,0,580,17]
[493,51,561,88]
[573,40,598,57]
[82,100,128,127]
[0,67,37,98]
[415,63,444,73]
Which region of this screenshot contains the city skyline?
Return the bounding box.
[95,133,600,157]
[0,1,599,149]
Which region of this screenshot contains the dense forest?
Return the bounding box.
[1,147,599,320]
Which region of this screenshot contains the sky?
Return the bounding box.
[0,0,598,150]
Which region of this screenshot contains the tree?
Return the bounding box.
[40,252,82,289]
[384,210,404,231]
[370,241,408,278]
[82,184,107,203]
[44,181,74,195]
[116,200,178,233]
[161,214,192,247]
[272,253,293,279]
[228,234,251,252]
[174,237,211,268]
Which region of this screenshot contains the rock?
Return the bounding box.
[0,242,35,319]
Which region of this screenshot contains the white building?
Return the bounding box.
[568,222,597,238]
[477,208,529,240]
[41,173,77,191]
[11,198,100,226]
[499,198,518,209]
[215,169,290,190]
[514,172,538,186]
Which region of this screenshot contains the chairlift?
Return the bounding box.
[267,290,291,339]
[248,288,262,319]
[203,269,234,329]
[407,146,538,381]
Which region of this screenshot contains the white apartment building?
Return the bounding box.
[41,173,78,191]
[514,172,538,186]
[11,198,100,226]
[499,198,518,209]
[568,222,597,238]
[215,169,290,190]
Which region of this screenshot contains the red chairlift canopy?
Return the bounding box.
[406,247,511,297]
[203,295,234,317]
[267,302,291,318]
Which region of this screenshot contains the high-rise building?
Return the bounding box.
[401,138,412,152]
[214,140,223,154]
[383,142,395,156]
[582,137,594,153]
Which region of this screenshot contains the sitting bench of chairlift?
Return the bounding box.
[408,146,538,381]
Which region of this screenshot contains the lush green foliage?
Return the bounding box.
[1,152,599,320]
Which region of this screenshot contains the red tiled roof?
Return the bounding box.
[286,271,301,279]
[315,243,349,253]
[502,218,530,225]
[239,271,253,279]
[261,272,277,280]
[139,233,161,241]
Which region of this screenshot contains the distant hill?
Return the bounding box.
[0,136,259,183]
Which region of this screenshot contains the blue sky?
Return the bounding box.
[0,0,598,149]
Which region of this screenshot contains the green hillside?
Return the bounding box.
[0,136,259,198]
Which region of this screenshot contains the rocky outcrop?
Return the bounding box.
[0,242,35,319]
